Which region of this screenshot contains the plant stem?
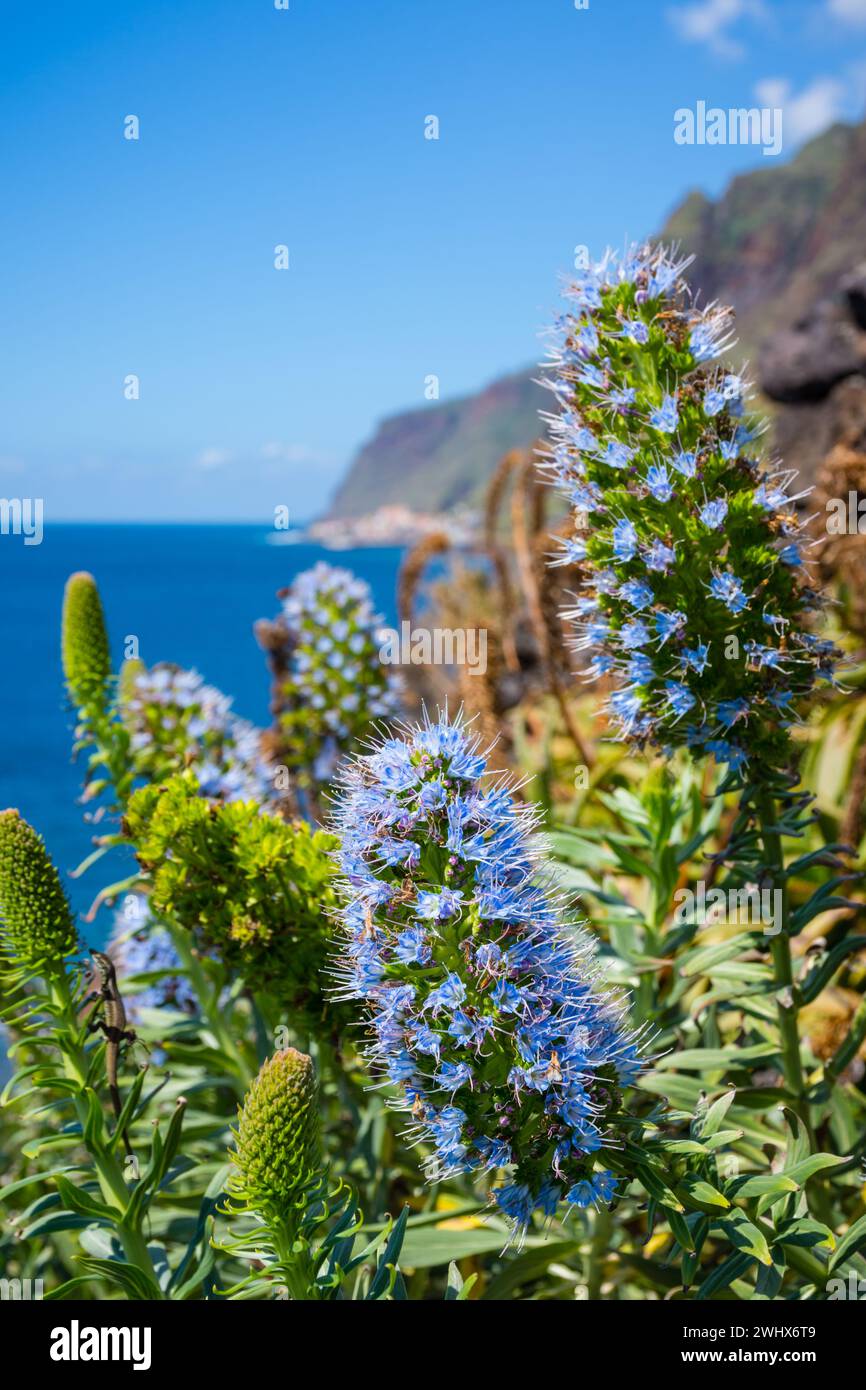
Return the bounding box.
[587,1205,611,1299]
[273,1222,318,1300]
[755,791,812,1143]
[165,922,252,1097]
[49,971,163,1293]
[826,994,866,1082]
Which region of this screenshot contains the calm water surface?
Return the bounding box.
[0,524,402,936]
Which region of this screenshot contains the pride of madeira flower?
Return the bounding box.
[0,810,79,970]
[542,243,837,773]
[332,713,639,1235]
[120,662,276,805]
[257,562,403,789]
[229,1048,323,1226]
[61,571,111,717]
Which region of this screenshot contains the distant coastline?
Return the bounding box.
[304,503,477,551]
[30,513,477,551]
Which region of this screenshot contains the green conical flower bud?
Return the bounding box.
[0,810,79,969]
[62,571,111,713]
[231,1048,323,1221]
[118,656,146,716]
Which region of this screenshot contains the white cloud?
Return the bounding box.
[828,0,866,26]
[754,75,848,146]
[260,442,321,465]
[667,0,766,59]
[191,443,331,475]
[194,447,233,471]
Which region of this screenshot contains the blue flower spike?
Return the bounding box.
[541,242,837,772]
[331,711,640,1241]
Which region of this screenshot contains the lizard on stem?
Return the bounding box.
[83,948,138,1159]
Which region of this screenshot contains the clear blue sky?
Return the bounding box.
[1,0,864,520]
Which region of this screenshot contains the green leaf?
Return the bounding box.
[703,1129,744,1150]
[717,1212,772,1267]
[76,1255,163,1301]
[20,1211,97,1238]
[782,1107,811,1169]
[367,1206,409,1298]
[680,1178,730,1213]
[754,1257,785,1300]
[0,1165,86,1204]
[44,1276,102,1300]
[400,1225,517,1269]
[125,1098,187,1226]
[775,1217,836,1252]
[799,937,866,1004]
[106,1068,147,1156]
[782,1154,845,1185]
[634,1164,685,1213]
[81,1086,107,1151]
[698,1089,737,1136]
[731,1173,799,1198]
[697,1251,754,1299]
[168,1163,230,1296]
[791,888,862,934]
[680,940,756,977]
[481,1240,580,1300]
[54,1176,120,1224]
[444,1262,478,1300]
[829,1214,866,1273]
[667,1208,696,1253]
[20,1133,81,1160]
[651,1043,779,1071]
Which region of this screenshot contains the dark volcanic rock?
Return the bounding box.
[841,266,866,331]
[770,374,866,491]
[758,263,866,488]
[759,297,866,403]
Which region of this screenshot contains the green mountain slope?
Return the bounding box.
[327,368,546,519]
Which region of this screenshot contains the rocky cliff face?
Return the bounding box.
[661,120,865,366]
[326,369,546,519]
[327,116,866,517]
[758,267,866,485]
[662,116,866,488]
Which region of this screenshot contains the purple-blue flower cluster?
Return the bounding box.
[107,894,196,1016]
[264,562,403,788]
[542,242,838,771]
[122,663,275,804]
[331,713,639,1234]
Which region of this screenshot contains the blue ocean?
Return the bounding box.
[0,525,403,941]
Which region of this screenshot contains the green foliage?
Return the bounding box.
[122,774,344,1036]
[6,528,866,1303]
[0,816,204,1301]
[548,757,866,1299]
[218,1051,415,1300]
